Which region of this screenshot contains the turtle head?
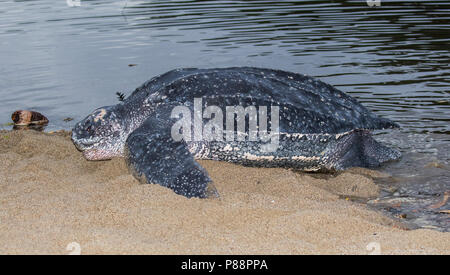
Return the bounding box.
[72,105,129,160]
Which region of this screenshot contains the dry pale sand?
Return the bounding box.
[0,129,448,254]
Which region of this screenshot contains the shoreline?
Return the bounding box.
[0,129,448,254]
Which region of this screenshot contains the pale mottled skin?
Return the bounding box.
[72,67,401,198]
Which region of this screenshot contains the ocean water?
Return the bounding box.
[0,0,448,231]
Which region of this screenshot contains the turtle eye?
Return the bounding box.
[83,117,95,133]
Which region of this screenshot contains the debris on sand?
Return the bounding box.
[11,110,49,126]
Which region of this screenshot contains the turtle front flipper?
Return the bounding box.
[124,105,217,199]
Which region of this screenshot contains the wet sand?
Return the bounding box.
[0,130,448,254]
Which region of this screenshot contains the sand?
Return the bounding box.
[0,129,448,254]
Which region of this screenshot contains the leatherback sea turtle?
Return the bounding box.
[71,67,401,198]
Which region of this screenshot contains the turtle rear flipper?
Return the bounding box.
[328,129,401,170]
[124,105,216,198]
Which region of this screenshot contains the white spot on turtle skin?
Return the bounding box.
[282,130,353,140]
[291,155,321,161]
[270,155,321,162]
[223,144,233,151]
[189,142,211,159]
[335,130,353,139]
[243,153,274,161]
[302,166,321,172]
[190,142,198,153]
[93,109,107,122]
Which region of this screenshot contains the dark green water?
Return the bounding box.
[0,0,448,231]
